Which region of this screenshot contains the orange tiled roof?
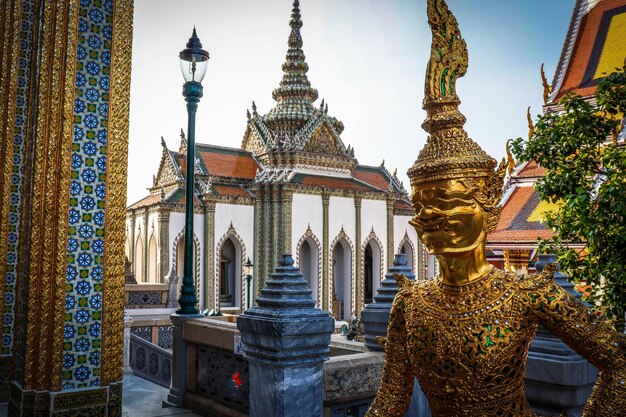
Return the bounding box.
[198,145,259,179]
[293,173,376,192]
[128,194,161,210]
[517,160,546,178]
[173,144,260,180]
[488,186,554,243]
[553,0,626,101]
[353,166,390,191]
[213,184,251,197]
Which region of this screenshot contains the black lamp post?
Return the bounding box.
[244,257,253,310]
[177,28,209,315]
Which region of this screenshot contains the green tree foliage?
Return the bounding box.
[510,66,626,322]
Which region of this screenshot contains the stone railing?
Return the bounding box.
[129,333,172,388]
[126,307,175,350]
[125,284,169,308]
[182,316,249,417]
[179,316,380,417]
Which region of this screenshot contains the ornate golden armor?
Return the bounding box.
[366,1,626,415]
[367,266,626,416]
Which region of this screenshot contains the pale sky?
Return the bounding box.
[127,0,575,205]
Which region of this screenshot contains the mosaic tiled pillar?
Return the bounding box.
[0,0,133,414]
[321,193,329,311]
[0,0,38,401]
[354,197,362,315]
[158,211,169,283]
[386,197,394,268]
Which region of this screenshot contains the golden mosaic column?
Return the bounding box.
[0,0,134,414]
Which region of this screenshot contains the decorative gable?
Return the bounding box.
[302,124,339,155]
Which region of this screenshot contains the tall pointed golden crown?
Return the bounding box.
[408,0,501,185]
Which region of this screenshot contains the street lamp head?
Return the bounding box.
[244,257,253,277]
[179,27,210,83]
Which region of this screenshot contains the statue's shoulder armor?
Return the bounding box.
[518,262,557,291]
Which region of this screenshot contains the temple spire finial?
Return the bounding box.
[270,0,318,107]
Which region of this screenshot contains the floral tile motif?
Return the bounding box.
[62,0,113,390]
[2,0,35,356]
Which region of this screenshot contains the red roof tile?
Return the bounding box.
[554,0,626,101]
[173,145,260,180]
[199,151,259,180]
[353,167,389,191]
[517,160,546,178]
[213,184,251,197]
[488,186,554,244]
[128,194,161,210]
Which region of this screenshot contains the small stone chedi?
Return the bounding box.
[365,0,626,416]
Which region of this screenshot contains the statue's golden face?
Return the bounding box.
[410,179,486,255]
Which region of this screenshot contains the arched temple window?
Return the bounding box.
[299,238,319,306]
[332,240,352,321]
[148,234,158,283]
[219,237,241,308]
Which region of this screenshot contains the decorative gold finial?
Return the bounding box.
[526,106,535,141]
[408,0,505,232]
[423,0,468,107]
[540,63,552,104]
[505,139,516,176]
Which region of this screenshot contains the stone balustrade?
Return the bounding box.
[125,283,169,309]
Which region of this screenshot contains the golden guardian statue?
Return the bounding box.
[365,1,626,416]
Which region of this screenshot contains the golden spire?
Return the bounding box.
[540,63,552,104]
[408,0,505,231]
[409,0,501,185]
[526,106,535,141]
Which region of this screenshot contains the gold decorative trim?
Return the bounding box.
[24,0,79,391]
[102,0,134,386]
[0,0,22,355]
[203,202,215,310]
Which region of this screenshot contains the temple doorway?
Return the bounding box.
[332,240,352,321]
[299,238,319,306]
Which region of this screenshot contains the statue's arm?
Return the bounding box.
[365,291,414,417]
[525,265,626,416]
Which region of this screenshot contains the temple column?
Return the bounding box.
[203,201,215,310]
[142,207,149,283]
[386,197,394,268]
[321,192,330,311]
[354,196,362,314]
[0,0,39,401]
[282,191,292,256]
[0,0,134,414]
[157,210,170,283]
[128,213,136,267]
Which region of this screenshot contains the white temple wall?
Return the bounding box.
[328,196,356,242]
[360,198,388,256]
[214,203,254,310]
[214,204,255,256]
[290,193,323,256]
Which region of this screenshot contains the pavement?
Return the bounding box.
[0,374,201,417]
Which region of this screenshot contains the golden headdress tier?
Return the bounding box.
[409,0,499,186]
